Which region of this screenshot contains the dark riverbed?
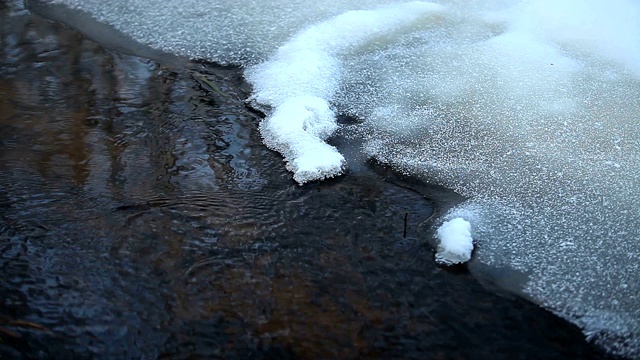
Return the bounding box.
[0,1,614,359]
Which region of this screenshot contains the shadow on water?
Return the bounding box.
[0,1,614,359]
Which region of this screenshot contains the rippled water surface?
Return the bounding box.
[0,1,613,358]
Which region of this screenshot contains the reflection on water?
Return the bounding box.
[0,2,610,359]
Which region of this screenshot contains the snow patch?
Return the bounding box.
[245,1,445,184]
[435,217,474,265]
[258,96,344,184]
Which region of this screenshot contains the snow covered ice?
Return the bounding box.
[32,0,640,357]
[244,2,444,183]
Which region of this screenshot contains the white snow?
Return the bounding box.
[435,218,474,265]
[244,1,445,183]
[257,96,344,184]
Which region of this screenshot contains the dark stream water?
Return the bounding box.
[0,1,614,359]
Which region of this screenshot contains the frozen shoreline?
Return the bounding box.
[23,0,640,357]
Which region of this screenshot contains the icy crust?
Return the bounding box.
[245,2,445,184]
[42,0,416,65]
[435,218,473,265]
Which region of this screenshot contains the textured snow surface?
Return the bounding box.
[245,2,444,183]
[38,0,640,357]
[435,218,473,265]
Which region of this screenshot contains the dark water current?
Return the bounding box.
[0,1,615,359]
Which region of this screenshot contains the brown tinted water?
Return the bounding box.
[0,1,614,359]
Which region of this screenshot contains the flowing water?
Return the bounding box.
[0,0,636,358]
